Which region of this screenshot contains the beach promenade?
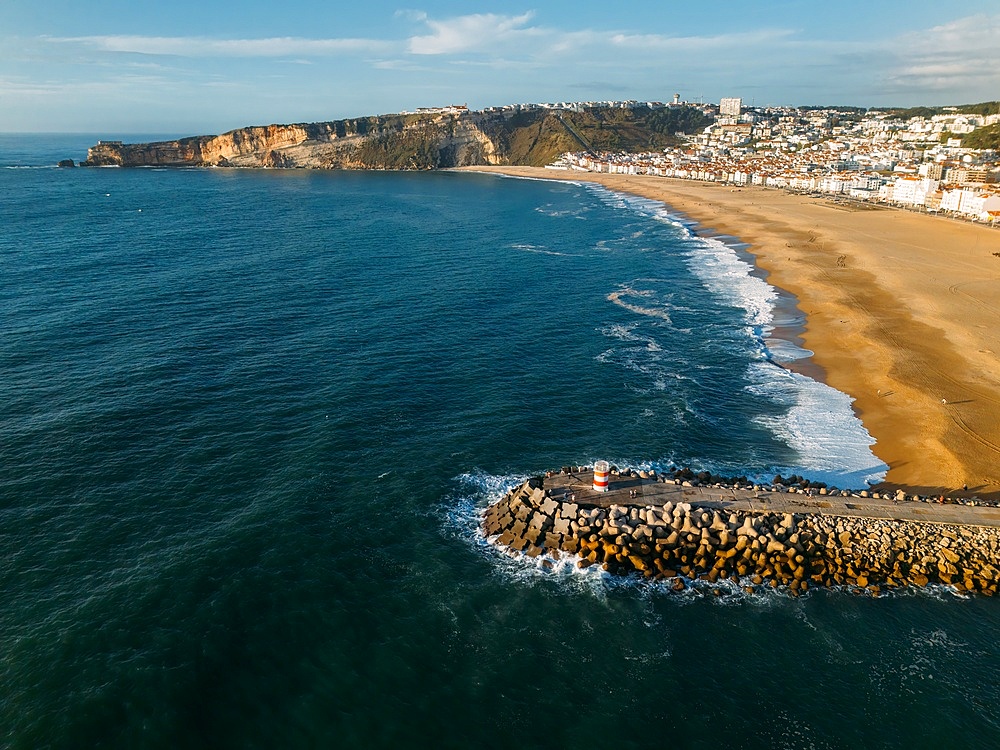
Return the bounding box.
[461,166,1000,499]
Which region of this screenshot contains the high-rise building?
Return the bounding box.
[720,97,742,116]
[919,163,944,180]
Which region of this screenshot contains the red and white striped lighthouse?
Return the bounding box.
[593,460,610,492]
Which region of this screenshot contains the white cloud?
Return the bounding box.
[14,10,1000,118]
[395,10,428,22]
[47,35,393,58]
[371,59,439,72]
[399,12,813,76]
[401,11,804,70]
[884,14,1000,95]
[607,28,796,51]
[0,73,175,98]
[407,12,539,55]
[907,13,1000,50]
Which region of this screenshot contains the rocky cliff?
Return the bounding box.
[83,113,499,169]
[82,106,712,169]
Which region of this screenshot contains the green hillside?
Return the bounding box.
[883,101,1000,119]
[345,105,714,168]
[484,105,713,166]
[963,123,1000,150]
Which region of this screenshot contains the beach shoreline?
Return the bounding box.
[457,166,1000,498]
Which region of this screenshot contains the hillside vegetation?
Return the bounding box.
[883,101,1000,119]
[480,105,713,166]
[963,123,1000,150]
[338,105,714,168]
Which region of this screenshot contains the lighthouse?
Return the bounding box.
[593,460,610,492]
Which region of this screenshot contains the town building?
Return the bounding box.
[720,98,742,117]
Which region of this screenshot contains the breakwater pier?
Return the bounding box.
[482,467,1000,595]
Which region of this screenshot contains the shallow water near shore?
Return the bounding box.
[2,136,996,748]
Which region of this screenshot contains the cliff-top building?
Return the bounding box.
[720,97,742,117]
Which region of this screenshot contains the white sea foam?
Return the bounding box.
[444,477,805,603]
[681,235,777,330]
[534,203,589,220]
[596,320,697,396]
[442,470,614,596]
[584,185,775,329]
[450,470,526,508]
[444,471,961,602]
[477,175,887,486]
[607,288,673,324]
[765,338,813,363]
[475,171,583,187]
[509,243,573,257]
[583,183,887,487]
[692,239,887,485]
[746,362,887,487]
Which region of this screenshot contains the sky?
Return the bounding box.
[1,0,999,133]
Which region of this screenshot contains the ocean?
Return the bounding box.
[2,135,997,748]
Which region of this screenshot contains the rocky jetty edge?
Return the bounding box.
[482,467,1000,596]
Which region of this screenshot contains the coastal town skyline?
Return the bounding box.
[2,0,1000,133]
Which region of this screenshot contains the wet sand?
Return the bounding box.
[460,166,1000,498]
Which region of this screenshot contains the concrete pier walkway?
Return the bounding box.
[544,470,1000,528]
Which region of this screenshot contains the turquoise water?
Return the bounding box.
[2,136,996,748]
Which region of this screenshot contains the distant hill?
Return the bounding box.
[82,105,713,170]
[880,101,1000,119]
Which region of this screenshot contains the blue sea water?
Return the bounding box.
[1,135,997,748]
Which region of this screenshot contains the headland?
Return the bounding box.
[77,106,712,170]
[459,165,1000,499]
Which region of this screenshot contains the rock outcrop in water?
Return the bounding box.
[81,105,713,170]
[484,475,1000,596]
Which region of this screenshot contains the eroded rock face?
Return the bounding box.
[82,113,505,170]
[483,479,1000,596]
[83,139,202,166]
[83,105,718,169]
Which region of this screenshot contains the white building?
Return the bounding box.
[891,177,939,206]
[720,97,742,117]
[941,188,988,218]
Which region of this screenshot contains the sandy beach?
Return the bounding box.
[461,166,1000,498]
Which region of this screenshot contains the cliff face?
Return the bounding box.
[82,106,711,169]
[83,113,505,169]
